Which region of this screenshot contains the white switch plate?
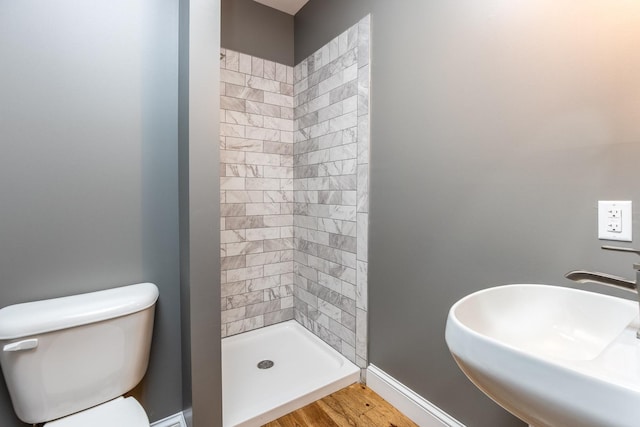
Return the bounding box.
[598,201,632,241]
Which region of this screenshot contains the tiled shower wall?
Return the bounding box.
[219,16,370,367]
[219,49,295,338]
[292,16,370,367]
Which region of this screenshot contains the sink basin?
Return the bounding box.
[445,284,640,427]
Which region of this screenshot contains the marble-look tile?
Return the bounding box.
[338,29,348,57]
[245,227,281,242]
[264,92,294,108]
[220,177,245,191]
[343,95,358,115]
[264,238,294,252]
[264,60,276,80]
[221,280,247,298]
[342,311,356,332]
[246,202,281,216]
[221,96,246,112]
[221,203,246,217]
[342,341,356,364]
[329,233,357,253]
[329,318,355,347]
[347,26,358,51]
[221,69,245,86]
[221,229,246,244]
[264,116,294,132]
[251,57,264,77]
[358,64,370,116]
[226,291,263,310]
[225,216,264,230]
[263,214,293,227]
[221,306,246,324]
[295,286,318,309]
[356,308,367,360]
[280,83,294,97]
[227,265,264,283]
[357,164,369,213]
[286,66,294,85]
[220,150,246,164]
[265,190,292,203]
[341,191,357,206]
[226,164,263,178]
[264,261,294,276]
[317,271,342,293]
[246,127,280,142]
[358,15,370,68]
[245,177,280,190]
[281,107,294,120]
[239,52,252,74]
[225,190,263,203]
[246,300,281,318]
[225,50,239,71]
[356,213,368,262]
[226,316,264,336]
[264,308,294,326]
[225,241,263,257]
[275,63,288,82]
[225,84,264,103]
[221,255,246,271]
[247,275,281,292]
[263,164,293,178]
[225,138,262,152]
[329,175,357,191]
[281,296,294,309]
[357,115,370,165]
[220,123,245,138]
[329,80,357,105]
[226,111,264,127]
[356,260,367,310]
[246,75,280,93]
[329,142,357,162]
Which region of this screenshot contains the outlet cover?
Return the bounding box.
[598,201,632,241]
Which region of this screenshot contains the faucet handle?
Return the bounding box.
[602,245,640,256]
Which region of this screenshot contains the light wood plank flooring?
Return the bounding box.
[263,383,418,427]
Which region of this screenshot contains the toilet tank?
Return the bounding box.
[0,283,159,424]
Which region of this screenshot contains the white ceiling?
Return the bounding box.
[253,0,309,15]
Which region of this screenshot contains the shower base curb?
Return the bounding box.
[223,320,360,426]
[367,364,464,427]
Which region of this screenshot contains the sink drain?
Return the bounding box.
[257,360,274,369]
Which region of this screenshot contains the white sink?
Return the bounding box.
[445,284,640,427]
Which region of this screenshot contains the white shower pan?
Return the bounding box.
[222,320,360,426]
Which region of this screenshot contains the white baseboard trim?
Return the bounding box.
[367,364,465,427]
[151,411,187,427]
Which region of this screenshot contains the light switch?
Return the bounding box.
[598,201,632,241]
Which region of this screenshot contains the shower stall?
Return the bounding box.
[219,14,371,426]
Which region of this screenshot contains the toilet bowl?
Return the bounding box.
[0,282,158,426]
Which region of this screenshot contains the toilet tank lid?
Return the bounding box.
[0,283,159,340]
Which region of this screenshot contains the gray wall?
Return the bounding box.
[179,0,223,425]
[0,0,182,425]
[294,0,369,64]
[222,0,294,66]
[296,1,640,426]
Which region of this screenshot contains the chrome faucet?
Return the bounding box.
[565,245,640,338]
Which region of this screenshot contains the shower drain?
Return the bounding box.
[257,360,274,369]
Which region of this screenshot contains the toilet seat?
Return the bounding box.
[44,397,149,427]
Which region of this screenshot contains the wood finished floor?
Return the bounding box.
[263,383,418,427]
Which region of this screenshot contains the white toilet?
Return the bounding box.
[0,282,159,426]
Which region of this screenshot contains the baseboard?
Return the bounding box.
[366,364,465,427]
[151,411,187,427]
